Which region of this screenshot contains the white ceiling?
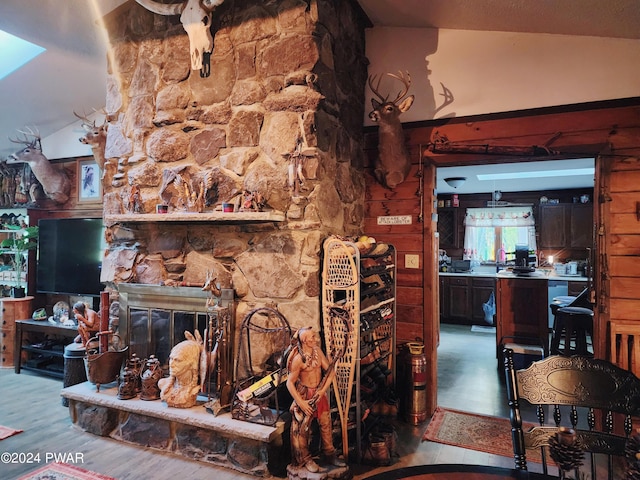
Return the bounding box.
[0,0,631,193]
[357,0,640,40]
[437,158,595,195]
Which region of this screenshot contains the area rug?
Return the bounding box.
[470,325,495,333]
[422,406,543,463]
[17,462,117,480]
[0,425,23,440]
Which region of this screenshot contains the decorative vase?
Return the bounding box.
[11,286,25,298]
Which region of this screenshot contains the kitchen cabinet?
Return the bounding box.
[538,204,593,249]
[440,275,495,325]
[538,205,567,248]
[439,276,449,318]
[471,277,496,323]
[496,276,549,360]
[569,204,593,248]
[437,208,461,249]
[447,276,471,320]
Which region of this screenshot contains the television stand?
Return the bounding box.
[14,319,78,379]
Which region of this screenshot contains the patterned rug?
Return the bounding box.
[422,406,543,463]
[17,462,117,480]
[0,425,23,440]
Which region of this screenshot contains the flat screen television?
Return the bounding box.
[37,218,105,296]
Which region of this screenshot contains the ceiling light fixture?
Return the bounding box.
[444,177,466,188]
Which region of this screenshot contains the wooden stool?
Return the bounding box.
[550,306,594,356]
[549,295,577,334]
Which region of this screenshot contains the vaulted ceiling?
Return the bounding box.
[0,0,637,192]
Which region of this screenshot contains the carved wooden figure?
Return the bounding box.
[158,330,206,408]
[6,128,71,204]
[368,71,415,189]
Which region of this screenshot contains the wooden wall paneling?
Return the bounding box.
[396,285,423,306]
[610,299,640,321]
[365,100,640,416]
[609,256,640,277]
[364,197,421,218]
[396,302,424,343]
[610,277,640,298]
[609,170,640,192]
[396,267,422,287]
[363,141,425,361]
[422,160,439,415]
[595,153,611,359]
[607,234,640,256]
[609,192,640,213]
[600,151,640,361]
[610,215,640,235]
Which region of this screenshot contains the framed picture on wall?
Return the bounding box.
[78,159,101,203]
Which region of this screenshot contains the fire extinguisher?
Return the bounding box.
[399,339,428,425]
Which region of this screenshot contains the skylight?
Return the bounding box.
[0,30,46,80]
[477,168,595,181]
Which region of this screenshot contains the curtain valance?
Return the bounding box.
[464,206,534,227]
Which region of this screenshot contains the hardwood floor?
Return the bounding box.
[1,324,545,479]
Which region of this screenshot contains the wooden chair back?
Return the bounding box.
[504,349,640,479]
[609,319,640,376]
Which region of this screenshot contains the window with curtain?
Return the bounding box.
[463,206,537,263]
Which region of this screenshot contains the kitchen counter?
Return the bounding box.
[440,269,588,282]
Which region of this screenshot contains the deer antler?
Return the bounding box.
[386,70,411,104]
[74,110,96,129]
[10,127,41,149]
[367,74,389,102]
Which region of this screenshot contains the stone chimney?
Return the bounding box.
[100,0,370,328]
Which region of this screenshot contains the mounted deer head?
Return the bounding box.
[7,127,71,204]
[74,111,108,172]
[368,70,415,189]
[135,0,225,76]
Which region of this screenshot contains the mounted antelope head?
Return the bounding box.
[74,111,108,172]
[6,127,70,204]
[135,0,225,76]
[368,70,415,189]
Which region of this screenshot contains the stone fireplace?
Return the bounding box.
[99,0,370,340]
[64,3,371,474]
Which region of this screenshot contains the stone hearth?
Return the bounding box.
[61,382,287,477]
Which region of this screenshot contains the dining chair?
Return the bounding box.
[609,319,640,377]
[504,349,640,479]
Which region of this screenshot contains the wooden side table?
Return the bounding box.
[0,296,33,368]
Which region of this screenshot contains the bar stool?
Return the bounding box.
[550,306,594,356]
[550,295,576,332]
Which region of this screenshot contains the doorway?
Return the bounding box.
[434,158,596,413]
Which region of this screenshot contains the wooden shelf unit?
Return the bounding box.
[322,238,396,462]
[14,319,78,379]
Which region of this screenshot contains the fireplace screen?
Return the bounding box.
[119,284,224,371]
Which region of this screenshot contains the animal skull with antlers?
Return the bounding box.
[368,70,415,189]
[135,0,225,75]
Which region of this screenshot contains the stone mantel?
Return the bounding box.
[104,211,285,226]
